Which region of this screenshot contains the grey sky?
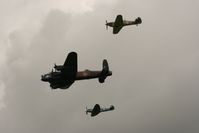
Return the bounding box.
[0,0,199,133]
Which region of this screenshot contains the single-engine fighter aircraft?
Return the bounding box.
[106,15,142,34]
[86,104,115,117]
[41,52,112,89]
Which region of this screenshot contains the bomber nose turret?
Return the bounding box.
[41,74,51,82]
[41,75,45,81]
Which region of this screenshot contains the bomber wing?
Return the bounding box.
[62,52,77,79]
[60,82,74,89]
[49,79,74,89]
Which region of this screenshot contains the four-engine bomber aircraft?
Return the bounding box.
[106,15,142,34]
[41,52,112,89]
[86,104,115,117]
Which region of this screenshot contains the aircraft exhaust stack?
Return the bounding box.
[98,59,112,83]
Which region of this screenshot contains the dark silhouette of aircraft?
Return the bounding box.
[106,15,142,34]
[41,52,112,89]
[86,104,115,117]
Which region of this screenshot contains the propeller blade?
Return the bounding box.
[106,20,108,30]
[86,107,88,114]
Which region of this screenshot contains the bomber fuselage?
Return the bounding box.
[41,69,112,89]
[41,70,112,82]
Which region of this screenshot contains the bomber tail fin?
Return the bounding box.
[135,17,142,26]
[98,59,112,83]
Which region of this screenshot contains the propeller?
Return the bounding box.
[105,20,108,30]
[86,107,88,115]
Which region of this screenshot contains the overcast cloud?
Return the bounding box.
[0,0,199,133]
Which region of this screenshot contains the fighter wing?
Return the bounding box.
[62,52,77,79]
[113,26,123,34]
[91,104,101,116]
[113,15,123,34]
[114,15,123,26]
